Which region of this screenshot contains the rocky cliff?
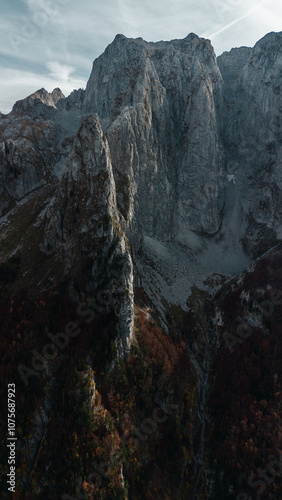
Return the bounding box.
[43,113,134,355]
[0,31,281,500]
[218,31,282,256]
[1,32,281,284]
[84,33,224,242]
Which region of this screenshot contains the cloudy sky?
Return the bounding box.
[0,0,281,113]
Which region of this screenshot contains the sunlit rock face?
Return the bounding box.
[84,33,224,243]
[82,31,282,261]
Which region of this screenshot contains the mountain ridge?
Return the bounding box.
[0,31,281,500]
[1,30,282,322]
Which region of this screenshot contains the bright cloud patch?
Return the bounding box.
[46,61,75,82]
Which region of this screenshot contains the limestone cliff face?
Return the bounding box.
[0,31,281,347]
[43,114,134,355]
[0,110,58,216]
[84,34,224,243]
[218,32,282,252]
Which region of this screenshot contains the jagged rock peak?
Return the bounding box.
[113,33,128,42]
[50,87,65,103]
[61,113,116,192]
[111,31,213,47]
[254,30,282,50]
[26,87,65,107]
[105,32,216,62]
[43,113,118,252]
[43,112,134,356]
[11,87,65,116]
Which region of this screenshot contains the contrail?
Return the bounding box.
[203,1,266,39]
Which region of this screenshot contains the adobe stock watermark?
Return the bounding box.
[7,0,71,55]
[61,392,179,499]
[17,287,113,386]
[224,286,282,353]
[236,452,282,499]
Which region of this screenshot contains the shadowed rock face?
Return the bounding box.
[43,114,134,356]
[218,32,282,254]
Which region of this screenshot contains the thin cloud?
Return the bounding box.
[46,61,75,82]
[205,4,262,39]
[204,0,272,39]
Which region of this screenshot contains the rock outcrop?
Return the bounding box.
[11,87,65,117]
[43,114,134,355]
[0,113,57,216]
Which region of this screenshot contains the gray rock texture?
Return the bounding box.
[218,31,282,254]
[0,30,281,345]
[0,112,57,216]
[43,114,134,355]
[84,34,224,243]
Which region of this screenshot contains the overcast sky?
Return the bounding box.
[0,0,281,113]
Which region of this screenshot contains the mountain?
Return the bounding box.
[0,32,281,500]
